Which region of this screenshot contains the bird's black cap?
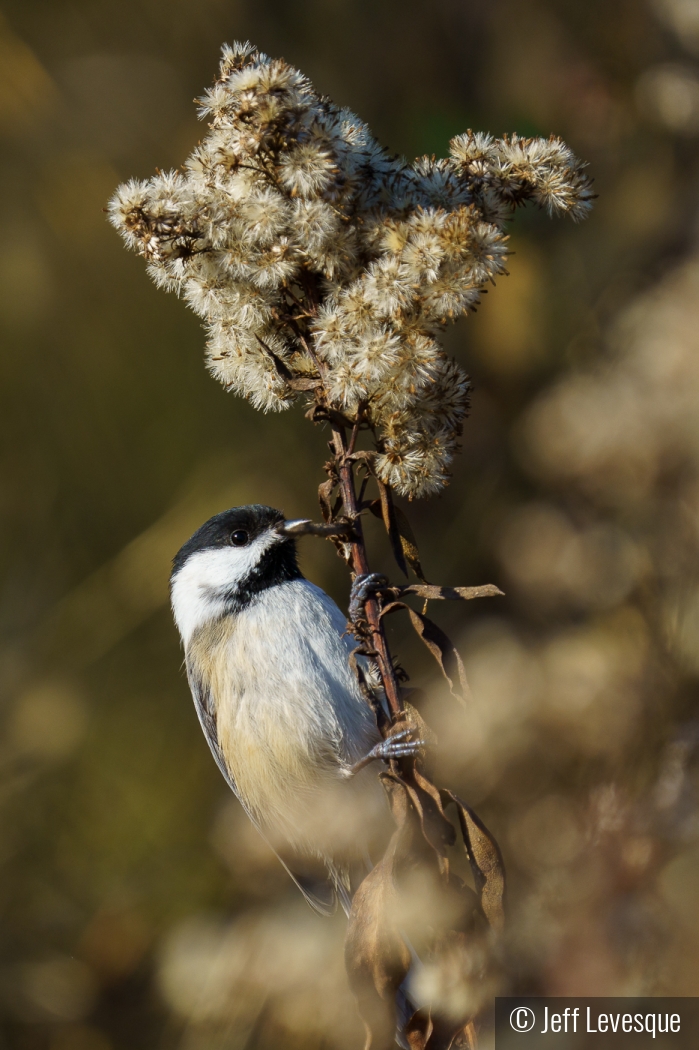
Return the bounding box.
[171,504,302,605]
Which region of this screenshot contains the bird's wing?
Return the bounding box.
[184,656,339,916]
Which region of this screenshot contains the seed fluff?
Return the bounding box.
[109,42,593,497]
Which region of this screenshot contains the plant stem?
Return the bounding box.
[330,424,404,724]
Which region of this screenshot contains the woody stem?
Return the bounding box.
[330,423,404,724]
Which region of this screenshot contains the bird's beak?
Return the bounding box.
[276,519,355,539]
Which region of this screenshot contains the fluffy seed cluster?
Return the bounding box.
[109,42,593,497]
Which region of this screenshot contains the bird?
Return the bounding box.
[170,503,421,914]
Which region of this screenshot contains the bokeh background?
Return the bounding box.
[2,0,699,1046]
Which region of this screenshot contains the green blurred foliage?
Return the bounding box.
[2,0,699,1047]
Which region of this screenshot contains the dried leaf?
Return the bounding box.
[442,791,506,933]
[367,495,429,582]
[402,766,457,859]
[287,376,321,390]
[406,1010,433,1050]
[422,1017,478,1050]
[348,775,497,1050]
[318,475,337,523]
[375,479,409,578]
[382,602,471,704]
[348,450,378,467]
[345,775,414,1050]
[391,584,504,602]
[427,1012,475,1050]
[461,1020,479,1050]
[402,701,438,750]
[393,504,429,583]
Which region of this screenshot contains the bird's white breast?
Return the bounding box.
[185,579,382,853]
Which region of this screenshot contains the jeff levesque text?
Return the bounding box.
[540,1007,681,1038]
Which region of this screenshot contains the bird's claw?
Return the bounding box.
[349,727,427,774]
[349,572,389,624]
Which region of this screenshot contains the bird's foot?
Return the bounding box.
[349,572,389,625]
[349,728,427,775]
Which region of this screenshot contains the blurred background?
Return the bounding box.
[2,0,699,1046]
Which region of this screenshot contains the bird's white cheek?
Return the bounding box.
[170,537,275,645]
[170,569,224,646]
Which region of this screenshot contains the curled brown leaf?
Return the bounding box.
[442,792,506,933]
[381,602,471,703]
[345,775,414,1050]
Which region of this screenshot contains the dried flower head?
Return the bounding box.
[109,42,593,497]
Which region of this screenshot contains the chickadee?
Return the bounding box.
[170,504,419,913]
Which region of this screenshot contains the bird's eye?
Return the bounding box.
[230,530,249,547]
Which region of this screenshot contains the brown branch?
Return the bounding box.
[330,422,405,724]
